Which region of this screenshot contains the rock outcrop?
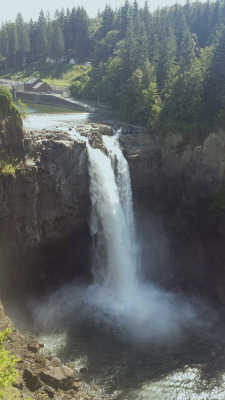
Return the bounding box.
[1,116,225,304]
[119,133,162,208]
[0,126,91,299]
[119,129,225,207]
[119,129,225,303]
[0,302,111,400]
[0,114,24,161]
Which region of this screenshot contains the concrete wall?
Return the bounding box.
[16,91,94,112]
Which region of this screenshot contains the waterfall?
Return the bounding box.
[87,130,139,301]
[33,127,201,344]
[77,129,197,342]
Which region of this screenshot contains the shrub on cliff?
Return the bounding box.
[0,158,23,176]
[0,87,19,120]
[0,329,19,394]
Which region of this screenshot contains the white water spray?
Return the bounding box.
[72,129,198,342]
[33,127,203,343]
[88,131,139,301]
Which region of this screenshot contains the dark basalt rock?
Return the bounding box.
[0,302,111,399]
[0,114,24,161]
[0,127,92,299]
[1,117,225,308]
[23,369,42,392]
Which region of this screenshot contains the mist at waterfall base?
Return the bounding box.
[31,129,216,347]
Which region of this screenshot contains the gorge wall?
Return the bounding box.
[0,122,91,300]
[120,129,225,303]
[1,117,225,305]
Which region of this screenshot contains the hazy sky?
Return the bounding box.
[1,0,186,24]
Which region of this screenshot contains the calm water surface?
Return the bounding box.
[24,102,82,114]
[23,102,93,131]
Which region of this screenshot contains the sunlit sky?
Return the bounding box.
[1,0,186,24]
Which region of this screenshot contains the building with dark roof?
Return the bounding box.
[24,77,41,91]
[24,76,52,93]
[32,81,52,93]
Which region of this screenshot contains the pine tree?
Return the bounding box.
[0,24,9,69]
[202,24,225,121]
[6,22,19,67]
[36,10,49,58]
[156,26,177,96]
[15,13,30,65]
[69,7,90,61]
[99,5,115,38]
[50,20,65,61]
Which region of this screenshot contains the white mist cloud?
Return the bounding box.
[32,278,212,345]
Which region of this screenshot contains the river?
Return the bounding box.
[25,105,225,400]
[23,102,92,131]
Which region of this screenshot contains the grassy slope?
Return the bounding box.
[1,61,90,86]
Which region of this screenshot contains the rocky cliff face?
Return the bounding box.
[120,129,225,206]
[0,302,111,400]
[1,117,225,304]
[119,133,162,208]
[119,129,225,303]
[0,126,91,299]
[0,114,24,160]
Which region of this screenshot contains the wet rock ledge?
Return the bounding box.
[0,302,111,400]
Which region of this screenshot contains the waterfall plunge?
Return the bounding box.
[33,128,202,344]
[88,131,138,301]
[79,130,198,343]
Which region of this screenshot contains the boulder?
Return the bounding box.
[23,368,42,392]
[28,341,40,353]
[39,365,75,390]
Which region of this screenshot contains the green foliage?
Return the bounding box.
[0,0,225,130]
[50,21,65,61]
[0,158,23,176]
[0,329,19,391]
[69,66,91,98]
[0,387,34,399]
[0,87,19,119]
[16,100,27,119]
[0,387,23,399]
[0,329,34,399]
[2,62,89,87]
[201,24,225,125]
[15,13,30,66]
[117,68,160,127]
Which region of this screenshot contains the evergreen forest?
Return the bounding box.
[1,0,225,134]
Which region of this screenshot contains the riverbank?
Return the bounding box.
[0,77,115,121]
[0,301,112,400]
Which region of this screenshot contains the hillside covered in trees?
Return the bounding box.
[1,0,225,134]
